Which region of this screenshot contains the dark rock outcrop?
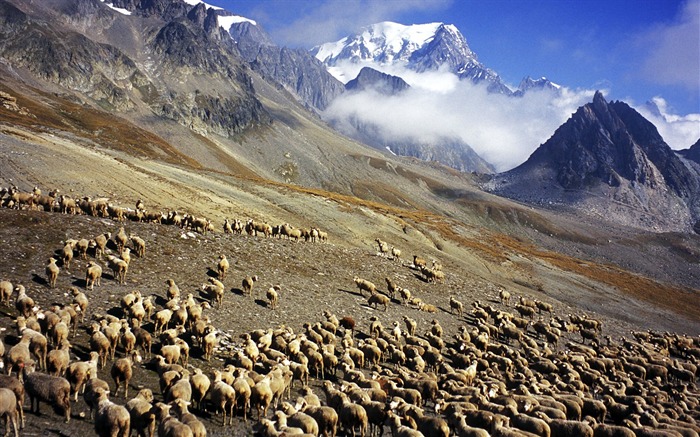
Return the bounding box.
[488,91,700,232]
[345,67,409,95]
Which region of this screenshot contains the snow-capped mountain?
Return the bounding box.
[514,76,561,96]
[311,21,511,94]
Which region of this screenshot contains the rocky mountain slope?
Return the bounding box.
[487,91,700,233]
[0,0,697,340]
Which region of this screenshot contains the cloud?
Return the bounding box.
[637,0,700,91]
[271,0,452,48]
[323,75,598,172]
[636,97,700,150]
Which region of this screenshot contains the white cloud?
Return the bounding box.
[273,0,451,48]
[638,0,700,91]
[636,97,700,150]
[323,77,598,172]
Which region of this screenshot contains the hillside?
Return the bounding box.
[0,1,699,435]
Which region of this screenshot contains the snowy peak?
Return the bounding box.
[515,76,561,95]
[312,22,453,66]
[312,21,511,94]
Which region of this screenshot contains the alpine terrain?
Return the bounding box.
[0,1,697,436]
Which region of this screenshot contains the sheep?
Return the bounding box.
[45,258,60,289]
[516,304,536,319]
[267,285,280,310]
[23,361,71,423]
[170,399,206,437]
[123,389,154,437]
[130,235,146,258]
[276,403,319,436]
[391,246,402,262]
[386,411,420,437]
[367,291,390,311]
[209,370,236,426]
[65,351,99,402]
[251,376,274,420]
[85,261,103,290]
[50,320,70,349]
[201,328,218,362]
[5,336,32,379]
[69,286,89,323]
[14,285,34,319]
[297,398,338,437]
[131,321,152,359]
[47,340,71,377]
[90,323,112,368]
[94,387,131,437]
[509,413,551,437]
[339,399,368,437]
[450,296,464,316]
[189,367,210,412]
[166,368,192,404]
[202,281,224,309]
[165,279,180,301]
[0,280,12,306]
[535,415,594,437]
[151,402,193,437]
[61,240,76,269]
[111,350,141,398]
[242,275,259,296]
[421,266,445,284]
[398,287,412,304]
[113,227,128,252]
[107,255,128,285]
[418,302,438,313]
[160,344,182,366]
[413,255,427,269]
[499,289,511,306]
[353,277,376,296]
[0,387,19,437]
[216,254,230,280]
[92,233,110,259]
[154,308,173,335]
[375,238,390,256]
[58,194,77,214]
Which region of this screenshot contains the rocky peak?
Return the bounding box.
[679,139,700,164]
[524,91,695,196]
[345,67,409,95]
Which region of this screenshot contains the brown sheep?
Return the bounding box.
[367,291,390,311]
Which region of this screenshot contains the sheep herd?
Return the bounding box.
[0,184,698,437]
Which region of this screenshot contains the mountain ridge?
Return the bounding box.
[487,91,700,233]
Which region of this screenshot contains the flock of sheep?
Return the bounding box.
[0,184,698,437]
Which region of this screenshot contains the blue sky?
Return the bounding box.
[210,0,699,116]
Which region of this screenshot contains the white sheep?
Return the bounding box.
[217,255,229,280]
[46,340,71,377]
[107,255,128,285]
[242,275,259,296]
[130,234,146,258]
[0,387,19,437]
[266,285,280,310]
[0,281,12,306]
[45,258,60,288]
[94,387,131,437]
[85,261,103,290]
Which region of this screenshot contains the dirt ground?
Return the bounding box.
[0,207,697,436]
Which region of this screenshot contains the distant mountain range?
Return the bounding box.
[311,21,559,96]
[0,0,697,232]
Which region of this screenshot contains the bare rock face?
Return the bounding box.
[679,139,700,164]
[228,21,345,111]
[0,0,270,136]
[345,67,410,95]
[488,91,700,232]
